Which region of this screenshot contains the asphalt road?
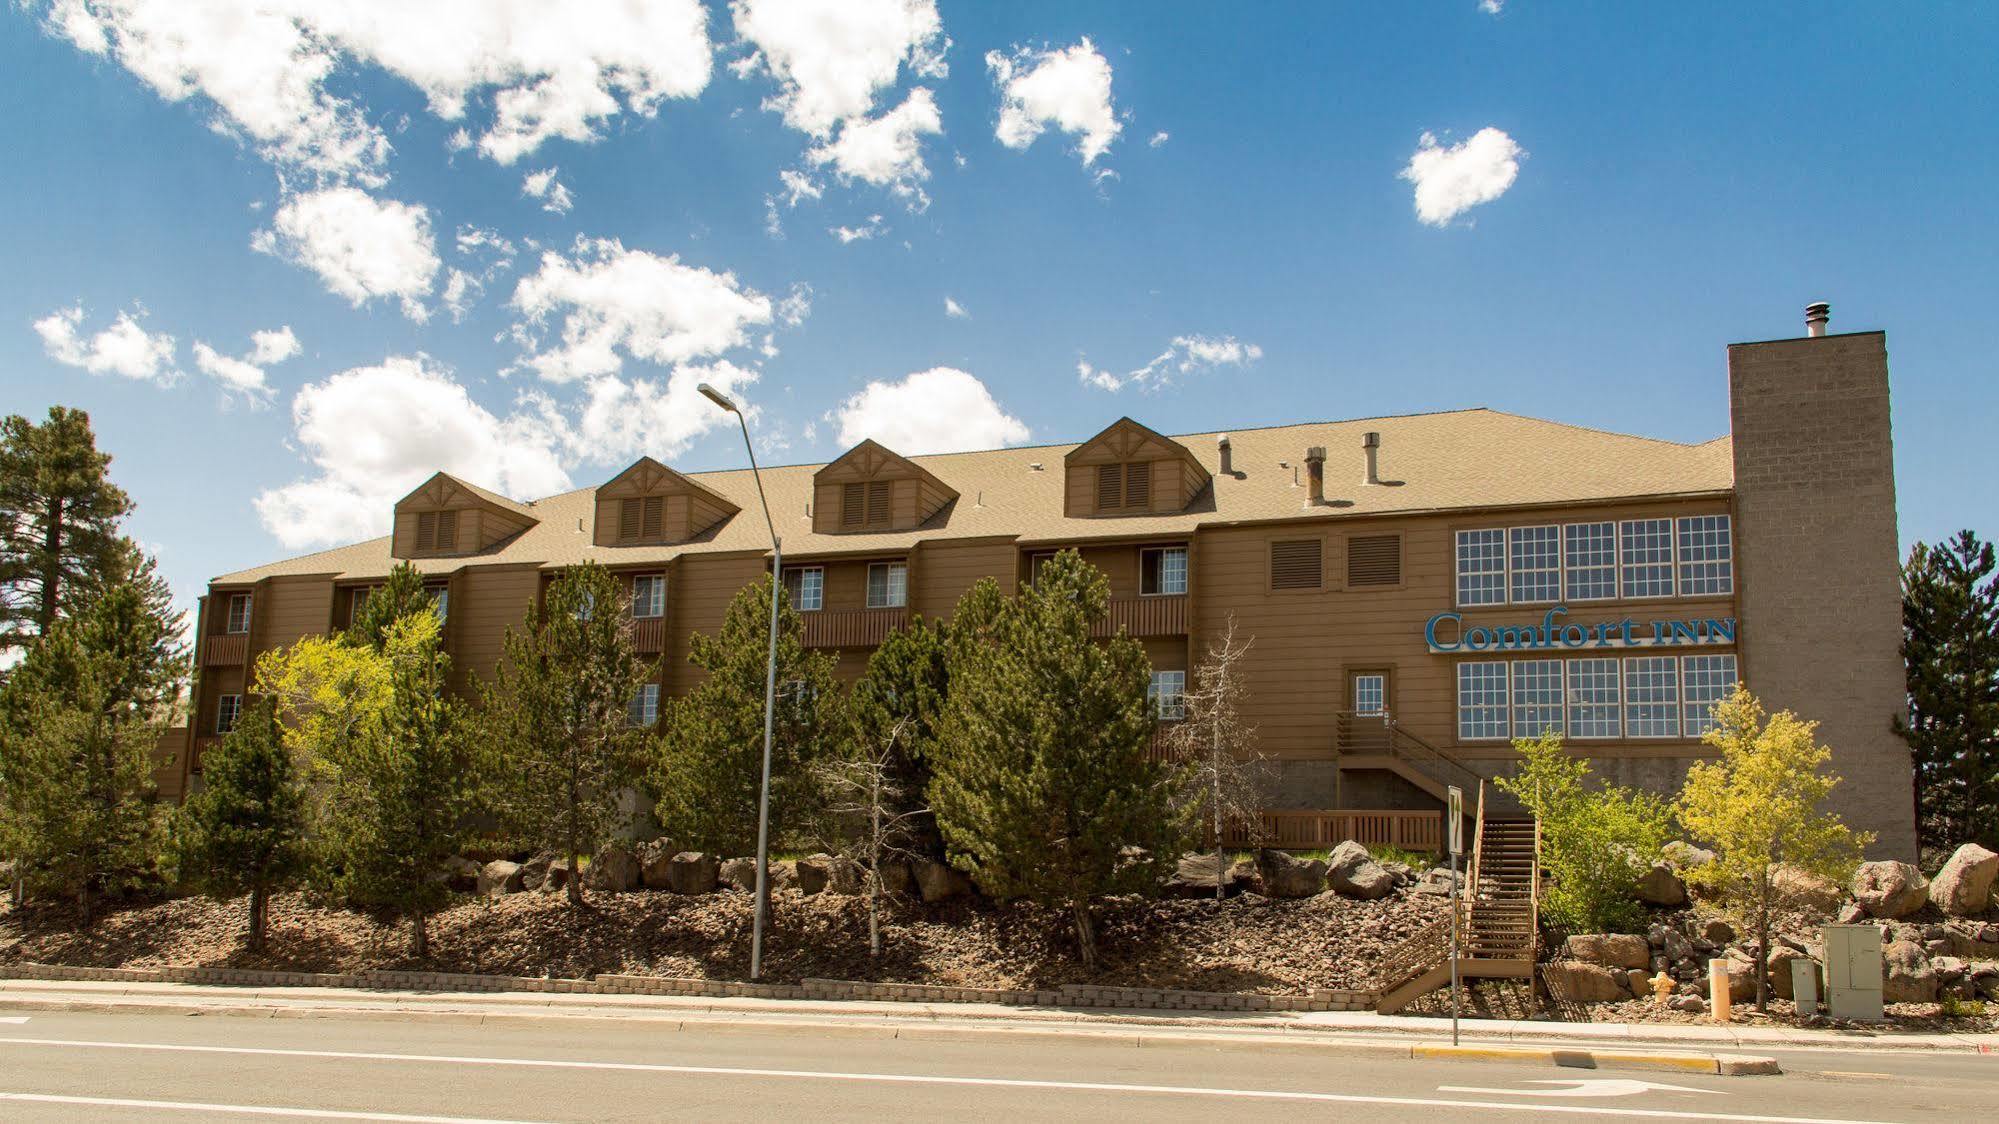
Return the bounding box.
[0,1008,1991,1122]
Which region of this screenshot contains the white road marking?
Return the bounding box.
[0,1036,1891,1124]
[1439,1078,1719,1098]
[0,1092,541,1123]
[0,1017,28,1024]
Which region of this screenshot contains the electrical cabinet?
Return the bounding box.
[1822,924,1884,1021]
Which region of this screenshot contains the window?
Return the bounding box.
[1510,659,1563,738]
[617,497,666,543]
[225,593,252,634]
[216,694,243,735]
[1619,518,1675,599]
[631,574,666,619]
[628,684,660,728]
[1457,662,1509,740]
[866,562,908,608]
[1563,522,1618,601]
[783,566,823,611]
[1347,534,1402,587]
[575,590,596,621]
[428,587,449,623]
[1623,655,1680,737]
[1352,673,1386,717]
[1456,529,1507,606]
[1026,552,1056,587]
[1565,658,1621,739]
[1149,670,1187,720]
[1269,539,1323,590]
[1681,653,1738,737]
[1677,515,1733,596]
[347,587,378,626]
[1141,547,1188,596]
[1509,526,1561,604]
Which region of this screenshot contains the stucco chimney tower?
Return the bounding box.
[1304,446,1326,505]
[1362,431,1382,485]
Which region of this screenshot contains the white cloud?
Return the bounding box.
[1399,127,1524,227]
[776,283,813,327]
[1148,130,1169,148]
[730,0,946,138]
[1078,333,1263,393]
[37,1,714,179]
[254,355,573,548]
[806,86,941,207]
[191,324,298,404]
[830,215,886,243]
[33,304,179,384]
[251,187,440,320]
[565,359,762,465]
[986,38,1121,166]
[521,167,575,214]
[1480,1,1504,13]
[509,236,775,382]
[943,296,967,319]
[442,269,481,322]
[832,367,1029,454]
[248,325,301,364]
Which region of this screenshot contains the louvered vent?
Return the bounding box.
[1123,461,1152,509]
[866,480,892,526]
[1269,539,1323,590]
[619,498,641,542]
[841,482,865,526]
[641,495,663,540]
[416,512,436,550]
[1097,463,1123,511]
[435,510,458,551]
[1347,534,1402,587]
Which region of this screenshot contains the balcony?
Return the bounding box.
[1091,594,1187,639]
[191,736,221,774]
[802,607,908,649]
[202,633,248,666]
[632,616,668,654]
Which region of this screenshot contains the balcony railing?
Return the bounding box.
[202,633,248,666]
[1221,809,1444,853]
[632,616,667,653]
[801,607,908,649]
[1090,594,1188,639]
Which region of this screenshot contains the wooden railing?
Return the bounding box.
[1372,911,1456,994]
[1334,709,1486,793]
[631,616,667,653]
[1090,594,1187,638]
[801,607,908,649]
[1220,808,1443,852]
[202,633,248,666]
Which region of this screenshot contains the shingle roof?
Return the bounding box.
[216,408,1734,585]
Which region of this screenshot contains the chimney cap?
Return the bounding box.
[1805,301,1831,337]
[1305,445,1326,461]
[1217,433,1231,445]
[1362,431,1380,448]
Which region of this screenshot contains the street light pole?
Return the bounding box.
[699,383,781,982]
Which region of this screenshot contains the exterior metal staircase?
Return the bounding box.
[1333,711,1526,817]
[1371,783,1541,1014]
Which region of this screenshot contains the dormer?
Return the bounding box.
[593,456,740,547]
[1064,418,1211,517]
[812,439,958,534]
[392,473,538,559]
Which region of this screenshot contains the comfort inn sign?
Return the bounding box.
[1424,605,1738,654]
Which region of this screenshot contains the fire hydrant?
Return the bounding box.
[1650,971,1674,1005]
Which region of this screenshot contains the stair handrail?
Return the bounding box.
[1333,710,1487,794]
[1370,911,1453,995]
[1528,811,1544,960]
[1466,779,1486,907]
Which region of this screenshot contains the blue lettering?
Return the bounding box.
[1708,618,1737,643]
[1425,611,1463,652]
[1671,620,1702,644]
[1465,627,1493,651]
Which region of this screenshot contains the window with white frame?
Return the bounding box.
[1563,522,1618,601]
[1456,529,1507,606]
[1619,519,1675,599]
[1681,653,1738,737]
[783,567,823,611]
[866,562,908,609]
[1457,662,1510,739]
[628,683,660,728]
[216,693,243,735]
[1352,673,1386,717]
[631,574,666,619]
[1565,658,1621,739]
[1508,526,1561,604]
[1510,659,1564,738]
[1676,515,1733,596]
[428,586,449,622]
[225,594,252,634]
[1141,546,1188,596]
[1149,670,1187,720]
[1623,655,1680,737]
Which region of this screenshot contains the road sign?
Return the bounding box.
[1446,786,1463,855]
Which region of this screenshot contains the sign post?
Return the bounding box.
[1446,785,1464,1047]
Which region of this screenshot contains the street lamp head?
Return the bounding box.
[697,383,739,414]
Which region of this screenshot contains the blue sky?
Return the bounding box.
[1,2,1994,619]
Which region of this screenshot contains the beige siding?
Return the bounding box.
[666,554,771,693]
[449,565,542,692]
[913,539,1015,619]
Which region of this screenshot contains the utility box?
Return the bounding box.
[1823,924,1884,1021]
[1791,958,1821,1016]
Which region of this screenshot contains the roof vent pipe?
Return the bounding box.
[1805,301,1830,337]
[1217,434,1232,476]
[1362,431,1382,485]
[1304,446,1327,506]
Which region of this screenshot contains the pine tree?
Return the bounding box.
[1899,531,1999,854]
[930,552,1193,968]
[1161,615,1268,898]
[345,562,436,651]
[849,615,955,857]
[481,563,653,907]
[0,406,133,654]
[173,698,312,952]
[650,574,843,855]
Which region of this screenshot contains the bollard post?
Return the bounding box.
[1708,959,1731,1023]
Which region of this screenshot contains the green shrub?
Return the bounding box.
[1497,731,1670,934]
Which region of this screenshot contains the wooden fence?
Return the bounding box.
[1220,809,1443,853]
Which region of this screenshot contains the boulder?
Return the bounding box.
[664,851,719,895]
[1929,844,1999,917]
[1563,933,1653,970]
[1624,968,1653,997]
[1409,867,1455,897]
[1635,863,1689,907]
[914,858,973,903]
[1165,852,1255,898]
[1771,866,1845,914]
[1721,956,1758,1001]
[587,845,640,893]
[1669,993,1708,1015]
[878,859,914,897]
[442,856,482,893]
[518,852,553,891]
[1851,860,1928,919]
[1882,939,1939,1003]
[1836,902,1867,924]
[1700,918,1736,945]
[1660,927,1694,964]
[718,857,757,891]
[1252,848,1328,898]
[1320,842,1391,900]
[798,853,864,896]
[477,859,524,897]
[1544,961,1626,1003]
[638,840,677,890]
[540,857,576,894]
[1767,946,1819,1001]
[1662,840,1716,872]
